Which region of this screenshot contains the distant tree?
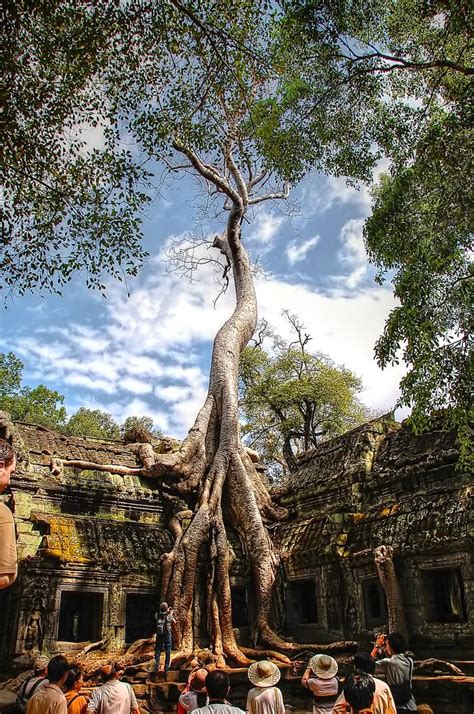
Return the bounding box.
[0,352,67,430]
[121,415,162,439]
[240,314,374,476]
[66,407,121,440]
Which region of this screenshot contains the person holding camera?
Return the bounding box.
[370,633,416,713]
[154,602,176,675]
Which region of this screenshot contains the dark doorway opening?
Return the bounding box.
[58,591,103,643]
[362,578,388,628]
[125,593,156,643]
[231,587,248,627]
[286,580,317,625]
[423,568,467,623]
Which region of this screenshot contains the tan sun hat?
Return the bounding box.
[248,660,281,688]
[33,655,50,671]
[309,654,338,679]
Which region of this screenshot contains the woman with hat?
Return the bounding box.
[302,654,341,714]
[246,661,285,714]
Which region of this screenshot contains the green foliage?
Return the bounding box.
[122,415,162,439]
[0,353,67,430]
[239,316,375,477]
[65,408,121,440]
[2,1,156,296]
[365,106,473,467]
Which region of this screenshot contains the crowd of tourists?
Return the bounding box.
[16,627,433,714]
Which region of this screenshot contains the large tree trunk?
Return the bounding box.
[374,545,409,642]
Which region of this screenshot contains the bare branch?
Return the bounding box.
[172,139,240,203]
[248,184,290,205]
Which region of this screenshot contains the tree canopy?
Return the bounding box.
[240,314,374,477]
[0,352,67,431]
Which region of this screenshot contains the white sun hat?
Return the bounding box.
[248,660,281,687]
[309,654,338,679]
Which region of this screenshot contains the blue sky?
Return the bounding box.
[1,159,407,438]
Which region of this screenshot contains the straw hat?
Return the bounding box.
[33,655,50,671]
[248,660,281,688]
[309,654,338,679]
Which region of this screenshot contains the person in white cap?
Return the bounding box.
[246,661,285,714]
[15,656,50,712]
[302,654,341,714]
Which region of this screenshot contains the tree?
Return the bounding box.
[269,0,473,462]
[0,352,67,431]
[121,416,162,439]
[66,408,121,440]
[240,314,375,476]
[365,107,473,466]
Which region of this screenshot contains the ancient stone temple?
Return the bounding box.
[0,412,472,709]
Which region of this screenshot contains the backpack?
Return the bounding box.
[14,676,43,713]
[156,613,167,639]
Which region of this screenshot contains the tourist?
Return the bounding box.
[246,660,285,714]
[178,668,208,714]
[0,438,17,589]
[302,654,341,713]
[27,655,69,714]
[371,633,416,713]
[193,671,244,714]
[154,602,176,675]
[64,665,88,714]
[15,656,50,712]
[86,664,139,714]
[342,672,376,713]
[334,653,396,714]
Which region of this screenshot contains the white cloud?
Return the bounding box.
[335,218,368,288]
[247,209,283,246]
[286,235,320,265]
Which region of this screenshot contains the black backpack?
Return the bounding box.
[156,613,167,639]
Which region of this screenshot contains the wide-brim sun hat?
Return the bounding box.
[309,654,338,679]
[248,660,281,687]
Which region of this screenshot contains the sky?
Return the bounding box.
[1,164,407,438]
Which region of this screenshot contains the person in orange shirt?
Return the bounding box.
[334,653,396,714]
[0,438,17,590]
[64,666,88,714]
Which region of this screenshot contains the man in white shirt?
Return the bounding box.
[193,671,244,714]
[86,664,139,714]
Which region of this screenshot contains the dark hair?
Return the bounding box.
[353,652,375,675]
[65,665,83,691]
[387,631,406,654]
[344,672,375,711]
[0,439,15,466]
[160,602,168,613]
[205,671,230,699]
[47,655,69,684]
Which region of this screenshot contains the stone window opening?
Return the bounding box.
[58,591,103,643]
[423,568,467,623]
[362,578,388,628]
[286,580,318,625]
[125,593,156,643]
[231,586,248,628]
